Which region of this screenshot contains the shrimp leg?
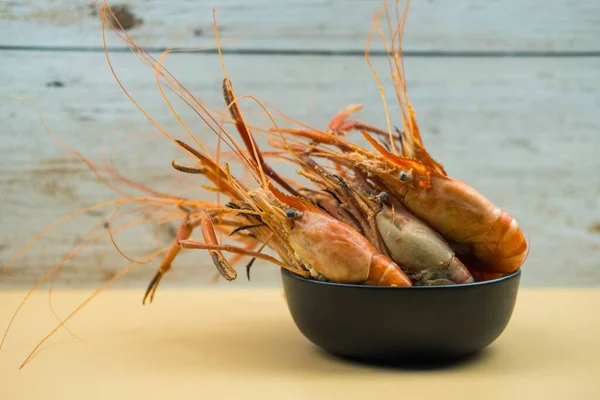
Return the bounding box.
[143,212,237,304]
[143,214,197,304]
[179,239,309,277]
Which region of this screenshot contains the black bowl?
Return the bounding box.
[281,268,521,362]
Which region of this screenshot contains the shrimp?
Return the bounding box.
[353,0,528,276]
[363,134,528,276]
[375,200,474,285]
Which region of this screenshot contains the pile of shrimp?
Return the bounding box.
[125,0,527,292]
[1,0,528,367]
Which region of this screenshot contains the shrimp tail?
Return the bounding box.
[365,254,412,287]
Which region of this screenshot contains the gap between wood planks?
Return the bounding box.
[1,45,600,58]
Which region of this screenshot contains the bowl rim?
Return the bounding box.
[281,267,521,289]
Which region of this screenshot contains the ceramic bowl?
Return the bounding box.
[281,268,521,361]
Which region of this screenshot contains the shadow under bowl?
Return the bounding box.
[281,268,521,362]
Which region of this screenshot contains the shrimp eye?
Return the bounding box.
[378,192,390,202]
[399,171,410,182]
[286,209,299,219]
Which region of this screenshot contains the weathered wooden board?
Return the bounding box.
[1,50,598,289]
[1,0,599,51]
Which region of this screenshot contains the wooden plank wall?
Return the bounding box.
[1,1,599,289]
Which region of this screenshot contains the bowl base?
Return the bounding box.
[321,347,487,370]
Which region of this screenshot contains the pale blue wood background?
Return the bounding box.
[1,1,598,288]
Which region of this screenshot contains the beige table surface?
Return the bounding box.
[1,288,599,399]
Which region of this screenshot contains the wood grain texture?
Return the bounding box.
[1,289,599,397]
[1,0,599,51]
[1,50,599,288]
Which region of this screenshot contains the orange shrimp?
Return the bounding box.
[268,184,411,286]
[360,133,528,276]
[357,0,527,276]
